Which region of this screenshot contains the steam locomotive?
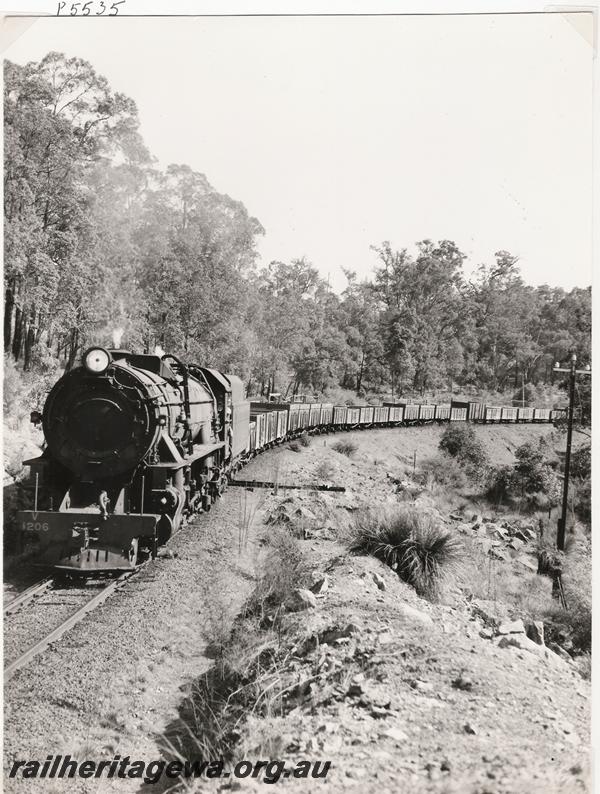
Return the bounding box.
[17,348,248,572]
[16,347,566,574]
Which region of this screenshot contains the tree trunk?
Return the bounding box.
[4,287,14,352]
[24,319,35,371]
[67,327,79,370]
[12,305,23,360]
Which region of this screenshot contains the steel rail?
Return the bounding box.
[4,570,135,680]
[4,578,54,615]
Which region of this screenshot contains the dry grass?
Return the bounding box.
[349,506,462,600]
[169,527,312,765]
[314,460,336,481]
[332,439,358,458]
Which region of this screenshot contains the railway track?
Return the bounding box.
[4,570,138,681]
[4,577,54,615]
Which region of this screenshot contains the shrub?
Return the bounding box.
[315,460,335,481]
[288,441,301,453]
[299,431,311,447]
[439,424,488,475]
[418,453,468,490]
[332,440,358,458]
[571,445,591,480]
[485,465,514,503]
[486,443,561,508]
[349,506,462,599]
[248,527,310,619]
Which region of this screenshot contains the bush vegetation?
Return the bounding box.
[349,506,462,600]
[438,424,489,478]
[331,439,358,458]
[179,527,310,761]
[485,440,562,510]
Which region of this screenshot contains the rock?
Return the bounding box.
[382,727,409,743]
[526,620,545,646]
[411,679,434,693]
[464,722,478,735]
[455,522,473,534]
[370,706,391,718]
[285,588,317,611]
[517,555,538,572]
[479,627,494,640]
[450,512,464,522]
[471,514,482,525]
[489,547,511,562]
[497,635,570,669]
[471,599,510,628]
[372,571,386,591]
[497,619,525,635]
[310,571,329,595]
[548,642,572,662]
[398,602,433,625]
[508,538,525,551]
[378,631,395,645]
[440,759,451,772]
[451,674,473,691]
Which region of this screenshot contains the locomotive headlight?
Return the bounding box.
[83,347,111,374]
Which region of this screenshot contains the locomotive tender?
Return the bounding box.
[17,347,566,574]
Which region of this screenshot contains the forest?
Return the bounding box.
[4,53,592,407]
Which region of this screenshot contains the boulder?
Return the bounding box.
[382,727,409,743]
[397,602,433,625]
[471,598,510,628]
[372,571,386,591]
[497,634,570,669]
[526,620,545,646]
[517,555,538,572]
[285,588,317,612]
[310,571,329,595]
[497,619,525,635]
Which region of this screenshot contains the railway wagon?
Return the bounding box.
[551,408,567,422]
[333,406,347,425]
[484,406,502,423]
[450,407,468,421]
[534,408,551,422]
[388,405,404,423]
[346,407,360,425]
[518,407,534,422]
[320,404,334,425]
[435,405,451,421]
[374,406,389,424]
[403,404,420,422]
[248,421,257,453]
[468,402,485,422]
[308,403,322,427]
[289,404,310,432]
[359,406,374,425]
[419,405,436,422]
[501,407,518,422]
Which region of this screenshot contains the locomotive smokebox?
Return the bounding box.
[41,349,214,480]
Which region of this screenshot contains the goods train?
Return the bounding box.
[16,347,567,574]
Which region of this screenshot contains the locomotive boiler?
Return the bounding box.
[17,348,249,573]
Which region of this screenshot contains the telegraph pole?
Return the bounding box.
[553,353,591,551]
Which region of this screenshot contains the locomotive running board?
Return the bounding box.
[229,479,345,492]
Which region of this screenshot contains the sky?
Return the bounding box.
[2,11,594,292]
